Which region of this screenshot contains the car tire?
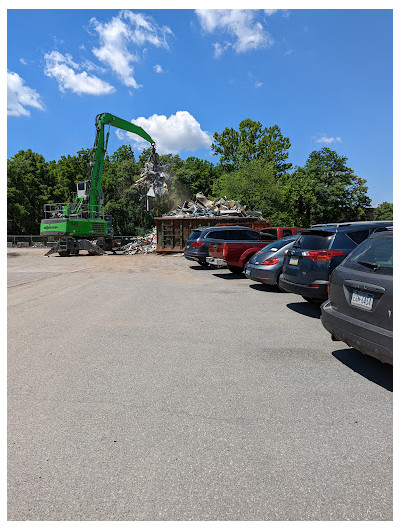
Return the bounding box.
[228,265,243,274]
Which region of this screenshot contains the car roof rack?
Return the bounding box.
[311,221,393,228]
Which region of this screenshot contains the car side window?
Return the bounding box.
[227,229,258,240]
[244,230,259,240]
[260,229,278,240]
[346,230,370,245]
[206,230,228,240]
[282,229,292,237]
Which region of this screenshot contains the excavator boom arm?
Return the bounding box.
[88,112,155,217]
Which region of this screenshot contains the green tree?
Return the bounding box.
[7,150,53,234]
[374,201,393,220]
[173,157,219,198]
[48,150,92,203]
[283,148,371,226]
[212,159,288,224]
[211,118,292,176]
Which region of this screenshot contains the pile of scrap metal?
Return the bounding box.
[134,150,170,197]
[163,193,263,218]
[121,228,157,255]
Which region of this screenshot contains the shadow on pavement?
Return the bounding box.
[286,301,322,319]
[332,348,393,392]
[249,283,281,293]
[190,264,211,270]
[213,272,245,280]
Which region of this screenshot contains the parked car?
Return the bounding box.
[206,227,302,273]
[244,235,298,286]
[321,228,393,364]
[184,226,235,266]
[278,221,393,303]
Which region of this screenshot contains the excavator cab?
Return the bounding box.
[76,181,89,199]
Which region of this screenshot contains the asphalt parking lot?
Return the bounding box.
[7,248,393,521]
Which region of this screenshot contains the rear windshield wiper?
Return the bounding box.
[357,260,380,270]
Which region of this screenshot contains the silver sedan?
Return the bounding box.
[244,236,298,286]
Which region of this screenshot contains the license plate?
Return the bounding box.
[351,290,373,310]
[289,257,299,266]
[245,267,251,275]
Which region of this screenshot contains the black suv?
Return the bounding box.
[184,226,260,266]
[321,228,393,364]
[278,221,392,303]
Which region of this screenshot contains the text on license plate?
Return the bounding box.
[351,290,373,310]
[289,257,299,266]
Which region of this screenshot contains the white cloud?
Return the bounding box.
[19,58,27,65]
[255,81,263,88]
[120,111,212,155]
[213,41,231,58]
[44,51,115,95]
[315,136,342,144]
[196,9,273,55]
[90,10,173,88]
[153,64,164,74]
[7,71,44,116]
[264,10,278,16]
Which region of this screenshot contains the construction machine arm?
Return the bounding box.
[88,112,156,217]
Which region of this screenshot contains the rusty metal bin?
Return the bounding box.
[154,217,270,253]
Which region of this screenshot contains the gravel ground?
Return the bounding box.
[7,248,393,521]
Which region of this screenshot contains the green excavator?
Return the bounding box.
[40,112,156,256]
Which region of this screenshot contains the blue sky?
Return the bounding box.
[7,7,394,205]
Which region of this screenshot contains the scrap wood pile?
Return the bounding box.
[121,228,157,255]
[163,193,263,219]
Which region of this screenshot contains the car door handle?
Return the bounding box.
[344,279,385,294]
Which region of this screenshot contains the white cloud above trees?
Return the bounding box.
[315,136,342,144]
[195,9,274,57]
[7,71,44,116]
[44,51,115,95]
[90,10,173,88]
[119,111,212,155]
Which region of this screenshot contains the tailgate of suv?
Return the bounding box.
[283,230,335,285]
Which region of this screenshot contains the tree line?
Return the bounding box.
[7,118,391,235]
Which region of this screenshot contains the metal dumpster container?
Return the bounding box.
[154,217,270,253]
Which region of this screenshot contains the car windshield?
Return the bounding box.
[293,231,334,250]
[262,237,296,252]
[343,235,393,275]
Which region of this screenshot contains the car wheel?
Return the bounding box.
[228,266,243,274]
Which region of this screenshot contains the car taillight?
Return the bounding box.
[261,257,279,265]
[301,249,345,261]
[193,242,204,248]
[222,243,228,258]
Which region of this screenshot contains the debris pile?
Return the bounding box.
[163,193,263,219]
[121,228,157,255]
[135,151,170,197]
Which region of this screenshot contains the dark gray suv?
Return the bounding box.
[184,226,258,266]
[321,228,393,364]
[279,221,392,303]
